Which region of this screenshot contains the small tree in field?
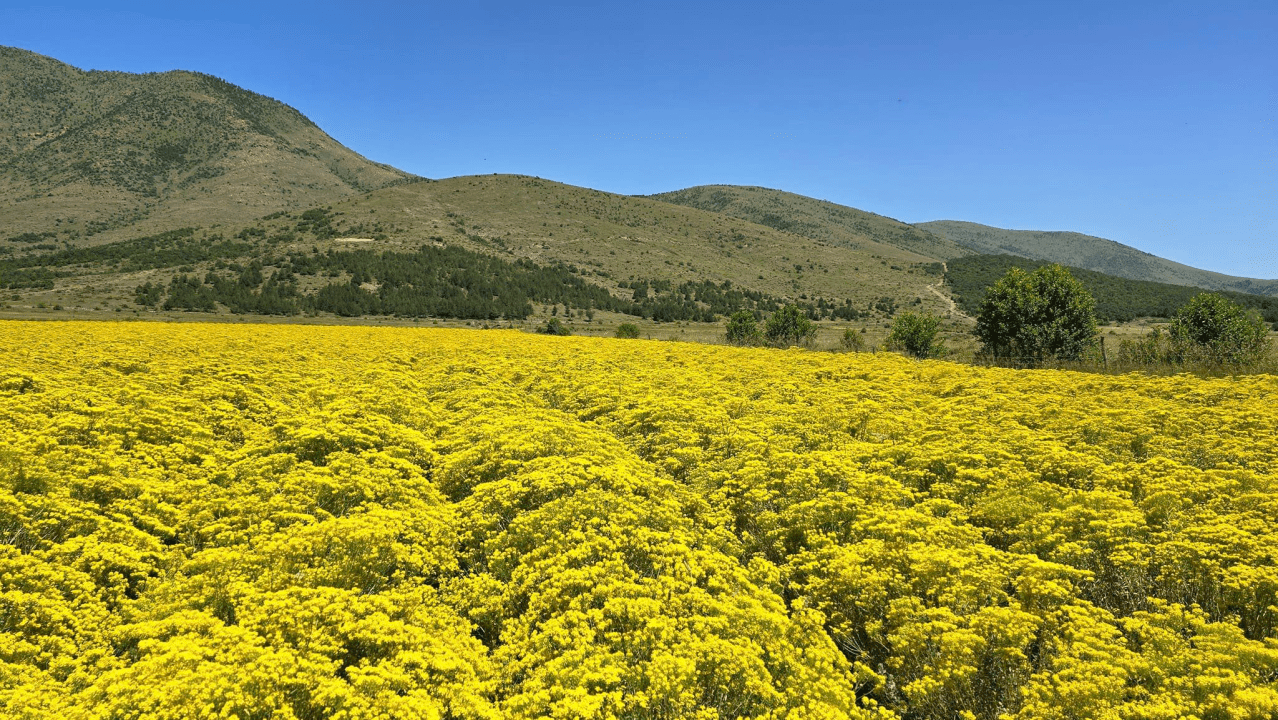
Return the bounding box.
[1169,293,1269,365]
[764,305,815,347]
[975,264,1097,363]
[886,312,945,358]
[615,323,641,339]
[840,328,867,352]
[725,311,761,345]
[538,318,571,336]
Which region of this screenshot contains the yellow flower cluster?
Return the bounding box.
[1,321,1276,719]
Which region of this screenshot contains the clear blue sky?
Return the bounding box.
[3,1,1275,278]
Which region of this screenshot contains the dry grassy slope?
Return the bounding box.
[921,220,1278,296]
[648,185,973,260]
[329,175,954,313]
[0,46,411,244]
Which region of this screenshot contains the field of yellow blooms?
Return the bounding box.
[1,320,1277,719]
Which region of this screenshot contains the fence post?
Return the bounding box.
[1101,336,1108,370]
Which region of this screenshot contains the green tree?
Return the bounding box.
[840,328,866,352]
[764,305,816,348]
[1169,293,1270,365]
[725,310,762,346]
[975,265,1097,363]
[538,317,571,336]
[615,323,641,339]
[886,312,945,358]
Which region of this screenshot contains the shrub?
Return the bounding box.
[1169,293,1270,365]
[1117,327,1173,365]
[538,318,571,336]
[840,328,866,352]
[725,310,761,346]
[615,323,641,339]
[763,305,815,347]
[886,312,945,358]
[975,264,1097,363]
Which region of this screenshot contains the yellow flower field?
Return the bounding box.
[1,320,1276,719]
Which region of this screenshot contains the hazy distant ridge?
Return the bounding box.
[920,220,1278,296]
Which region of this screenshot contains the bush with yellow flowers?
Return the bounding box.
[1,321,1276,719]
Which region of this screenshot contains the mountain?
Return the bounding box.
[0,46,412,245]
[647,185,972,260]
[361,175,947,306]
[5,45,1269,326]
[920,220,1278,297]
[1,174,960,324]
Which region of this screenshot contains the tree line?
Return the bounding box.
[136,246,834,322]
[732,263,1273,373]
[0,227,256,278]
[947,253,1278,327]
[619,278,868,322]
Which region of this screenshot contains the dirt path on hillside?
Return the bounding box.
[927,262,973,321]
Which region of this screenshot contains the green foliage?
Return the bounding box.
[537,317,571,336]
[5,232,56,244]
[948,254,1278,325]
[1116,327,1173,366]
[1118,295,1275,370]
[132,282,164,308]
[614,323,640,339]
[763,305,815,347]
[886,312,945,358]
[0,266,61,290]
[1169,293,1271,365]
[976,265,1098,363]
[0,228,254,276]
[725,310,762,345]
[619,277,845,322]
[143,245,641,320]
[873,296,898,316]
[840,328,867,352]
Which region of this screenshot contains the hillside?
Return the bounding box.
[0,46,412,245]
[366,176,947,304]
[8,44,1270,331]
[921,219,1278,296]
[1,175,963,326]
[649,184,973,260]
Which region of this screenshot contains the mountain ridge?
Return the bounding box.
[0,45,413,244]
[920,219,1278,296]
[2,43,1273,320]
[648,184,972,260]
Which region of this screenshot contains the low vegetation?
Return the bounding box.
[885,311,946,358]
[1117,292,1273,369]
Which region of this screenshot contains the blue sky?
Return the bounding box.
[3,1,1275,278]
